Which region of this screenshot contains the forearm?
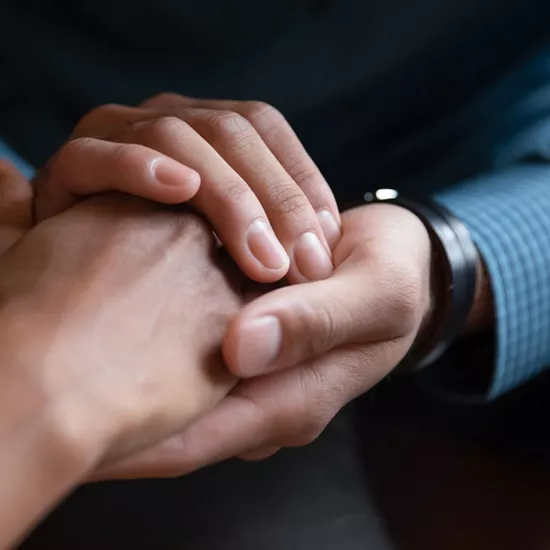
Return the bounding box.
[0,408,90,547]
[0,356,107,548]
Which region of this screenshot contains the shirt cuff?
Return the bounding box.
[435,165,550,399]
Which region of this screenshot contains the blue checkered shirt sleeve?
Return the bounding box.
[0,138,35,179]
[436,166,550,398]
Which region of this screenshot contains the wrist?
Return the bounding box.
[0,310,113,475]
[0,326,111,545]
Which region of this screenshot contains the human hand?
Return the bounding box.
[91,202,434,478]
[33,94,341,284]
[0,160,32,252]
[0,193,245,471]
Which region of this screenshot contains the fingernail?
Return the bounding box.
[153,160,200,189]
[316,209,341,249]
[237,316,282,375]
[246,219,290,272]
[294,231,333,281]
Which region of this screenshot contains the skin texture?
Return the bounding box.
[0,162,248,547]
[94,207,493,477]
[93,203,436,477]
[0,94,494,543]
[33,94,342,285]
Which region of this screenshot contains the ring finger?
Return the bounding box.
[143,94,342,250]
[168,107,334,283]
[72,104,333,283]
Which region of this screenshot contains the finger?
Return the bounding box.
[139,103,333,283]
[90,392,269,480]
[143,94,341,248]
[74,102,331,282]
[0,160,32,252]
[91,340,393,480]
[69,104,292,283]
[33,138,201,221]
[126,117,291,283]
[172,107,333,283]
[71,103,154,139]
[91,366,305,480]
[223,206,429,377]
[223,272,391,378]
[237,446,281,462]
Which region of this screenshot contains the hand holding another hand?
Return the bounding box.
[2,95,435,487]
[33,94,341,284]
[94,202,434,478]
[0,95,444,547]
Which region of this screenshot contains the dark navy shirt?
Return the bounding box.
[0,0,549,398]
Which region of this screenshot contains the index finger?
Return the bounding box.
[142,94,342,248]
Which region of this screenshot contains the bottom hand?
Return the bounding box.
[0,161,32,252]
[0,193,247,469]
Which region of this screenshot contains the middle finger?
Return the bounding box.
[156,106,334,283]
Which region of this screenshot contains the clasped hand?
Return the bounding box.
[0,93,434,481]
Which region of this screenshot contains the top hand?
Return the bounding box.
[93,201,434,478]
[33,94,341,284]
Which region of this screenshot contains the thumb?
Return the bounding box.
[223,204,432,378]
[0,160,32,253]
[222,249,401,378]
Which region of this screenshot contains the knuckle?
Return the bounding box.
[138,116,188,145]
[288,161,322,189]
[270,185,311,216]
[200,110,252,139]
[241,101,286,129]
[307,302,345,353]
[73,103,124,137]
[57,136,92,158]
[107,144,150,178]
[219,179,251,205]
[283,369,335,447]
[50,137,94,175]
[142,92,182,108]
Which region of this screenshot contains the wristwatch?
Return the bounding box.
[341,189,478,370]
